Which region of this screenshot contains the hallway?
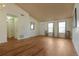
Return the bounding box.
[0,36,77,56]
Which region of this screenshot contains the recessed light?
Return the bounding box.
[0,4,6,8]
[2,4,6,7]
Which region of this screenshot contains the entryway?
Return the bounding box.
[7,15,18,41]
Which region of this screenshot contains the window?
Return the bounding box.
[59,22,66,33]
[48,23,53,33]
[30,22,35,30]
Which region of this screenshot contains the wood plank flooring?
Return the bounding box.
[0,36,77,56]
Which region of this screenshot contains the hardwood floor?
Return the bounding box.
[0,36,77,56]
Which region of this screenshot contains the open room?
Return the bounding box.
[0,3,79,56]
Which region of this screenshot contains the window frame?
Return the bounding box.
[58,21,66,34]
[48,22,54,33]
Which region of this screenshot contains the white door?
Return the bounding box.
[48,23,54,36]
[58,21,66,38]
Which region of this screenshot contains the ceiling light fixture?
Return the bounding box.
[0,4,6,9]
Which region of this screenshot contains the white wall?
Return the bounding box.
[0,9,7,43]
[6,4,39,40]
[72,3,79,55]
[39,18,72,38]
[0,3,39,43]
[16,16,39,39]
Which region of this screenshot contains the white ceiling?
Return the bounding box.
[17,3,74,21]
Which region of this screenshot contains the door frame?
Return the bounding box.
[7,14,17,39]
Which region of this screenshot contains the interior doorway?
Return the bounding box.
[7,15,18,41]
